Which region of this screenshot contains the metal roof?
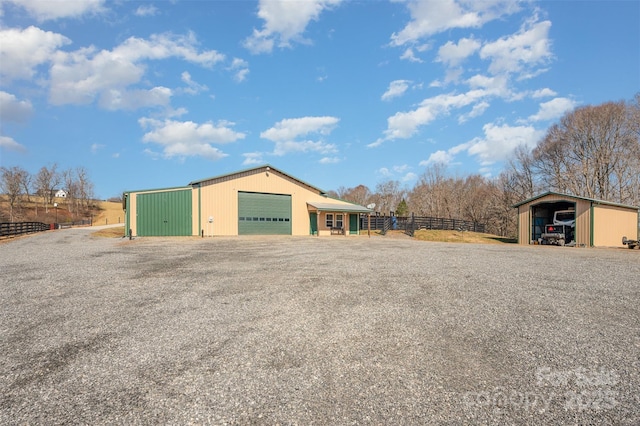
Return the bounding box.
[307,201,372,213]
[188,164,326,194]
[512,191,639,210]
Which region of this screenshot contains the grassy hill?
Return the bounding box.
[0,195,124,226]
[413,229,516,244]
[92,200,125,226]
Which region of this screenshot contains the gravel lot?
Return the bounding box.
[1,228,639,425]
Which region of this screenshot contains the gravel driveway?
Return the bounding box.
[1,229,639,424]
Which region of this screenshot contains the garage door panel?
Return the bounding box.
[238,192,291,235]
[137,190,192,236]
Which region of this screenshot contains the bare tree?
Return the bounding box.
[75,166,95,213]
[533,100,640,205]
[1,166,29,222]
[61,167,95,216]
[62,168,78,214]
[410,163,448,217]
[373,180,405,214]
[337,184,372,207]
[503,145,538,201]
[35,164,60,211]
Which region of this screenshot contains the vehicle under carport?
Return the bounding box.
[514,191,639,248]
[531,200,576,244]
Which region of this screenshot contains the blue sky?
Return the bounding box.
[0,0,638,199]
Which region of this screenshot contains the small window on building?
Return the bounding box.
[326,213,334,228]
[239,217,245,221]
[336,214,343,228]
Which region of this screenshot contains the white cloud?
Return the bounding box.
[229,58,250,82]
[466,73,509,93]
[391,0,522,46]
[480,18,552,77]
[48,32,224,109]
[528,97,576,122]
[420,122,543,167]
[393,164,410,174]
[419,150,454,166]
[242,152,264,165]
[0,91,33,123]
[0,135,26,152]
[139,118,245,161]
[90,143,105,153]
[378,90,489,143]
[376,165,415,181]
[402,172,418,182]
[463,122,544,164]
[272,139,337,156]
[0,91,33,152]
[99,86,172,110]
[0,26,70,81]
[319,156,341,164]
[135,5,158,17]
[531,88,557,98]
[261,116,339,141]
[400,47,423,63]
[180,71,208,95]
[377,167,392,177]
[244,0,343,54]
[3,0,105,21]
[458,100,489,123]
[436,37,481,67]
[381,80,411,101]
[261,116,339,156]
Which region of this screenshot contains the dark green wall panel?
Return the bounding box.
[137,190,192,236]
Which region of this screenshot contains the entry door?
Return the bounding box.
[349,214,358,234]
[310,212,318,235]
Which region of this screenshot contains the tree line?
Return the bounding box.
[332,95,640,237]
[0,164,95,222]
[2,95,638,234]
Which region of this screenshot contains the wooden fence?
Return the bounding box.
[0,222,50,238]
[360,214,485,236]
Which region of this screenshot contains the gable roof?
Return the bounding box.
[188,164,326,195]
[512,191,639,210]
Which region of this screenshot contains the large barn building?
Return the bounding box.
[513,192,639,248]
[123,165,371,237]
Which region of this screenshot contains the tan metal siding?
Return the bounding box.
[518,206,530,244]
[199,168,357,236]
[129,193,137,234]
[192,187,200,236]
[574,200,590,247]
[517,194,590,246]
[592,205,639,247]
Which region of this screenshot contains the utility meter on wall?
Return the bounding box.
[208,216,213,223]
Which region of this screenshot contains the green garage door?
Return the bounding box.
[238,192,291,235]
[137,190,192,236]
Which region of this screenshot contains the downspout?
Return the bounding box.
[123,192,130,237]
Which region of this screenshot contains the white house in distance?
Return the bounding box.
[54,189,68,198]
